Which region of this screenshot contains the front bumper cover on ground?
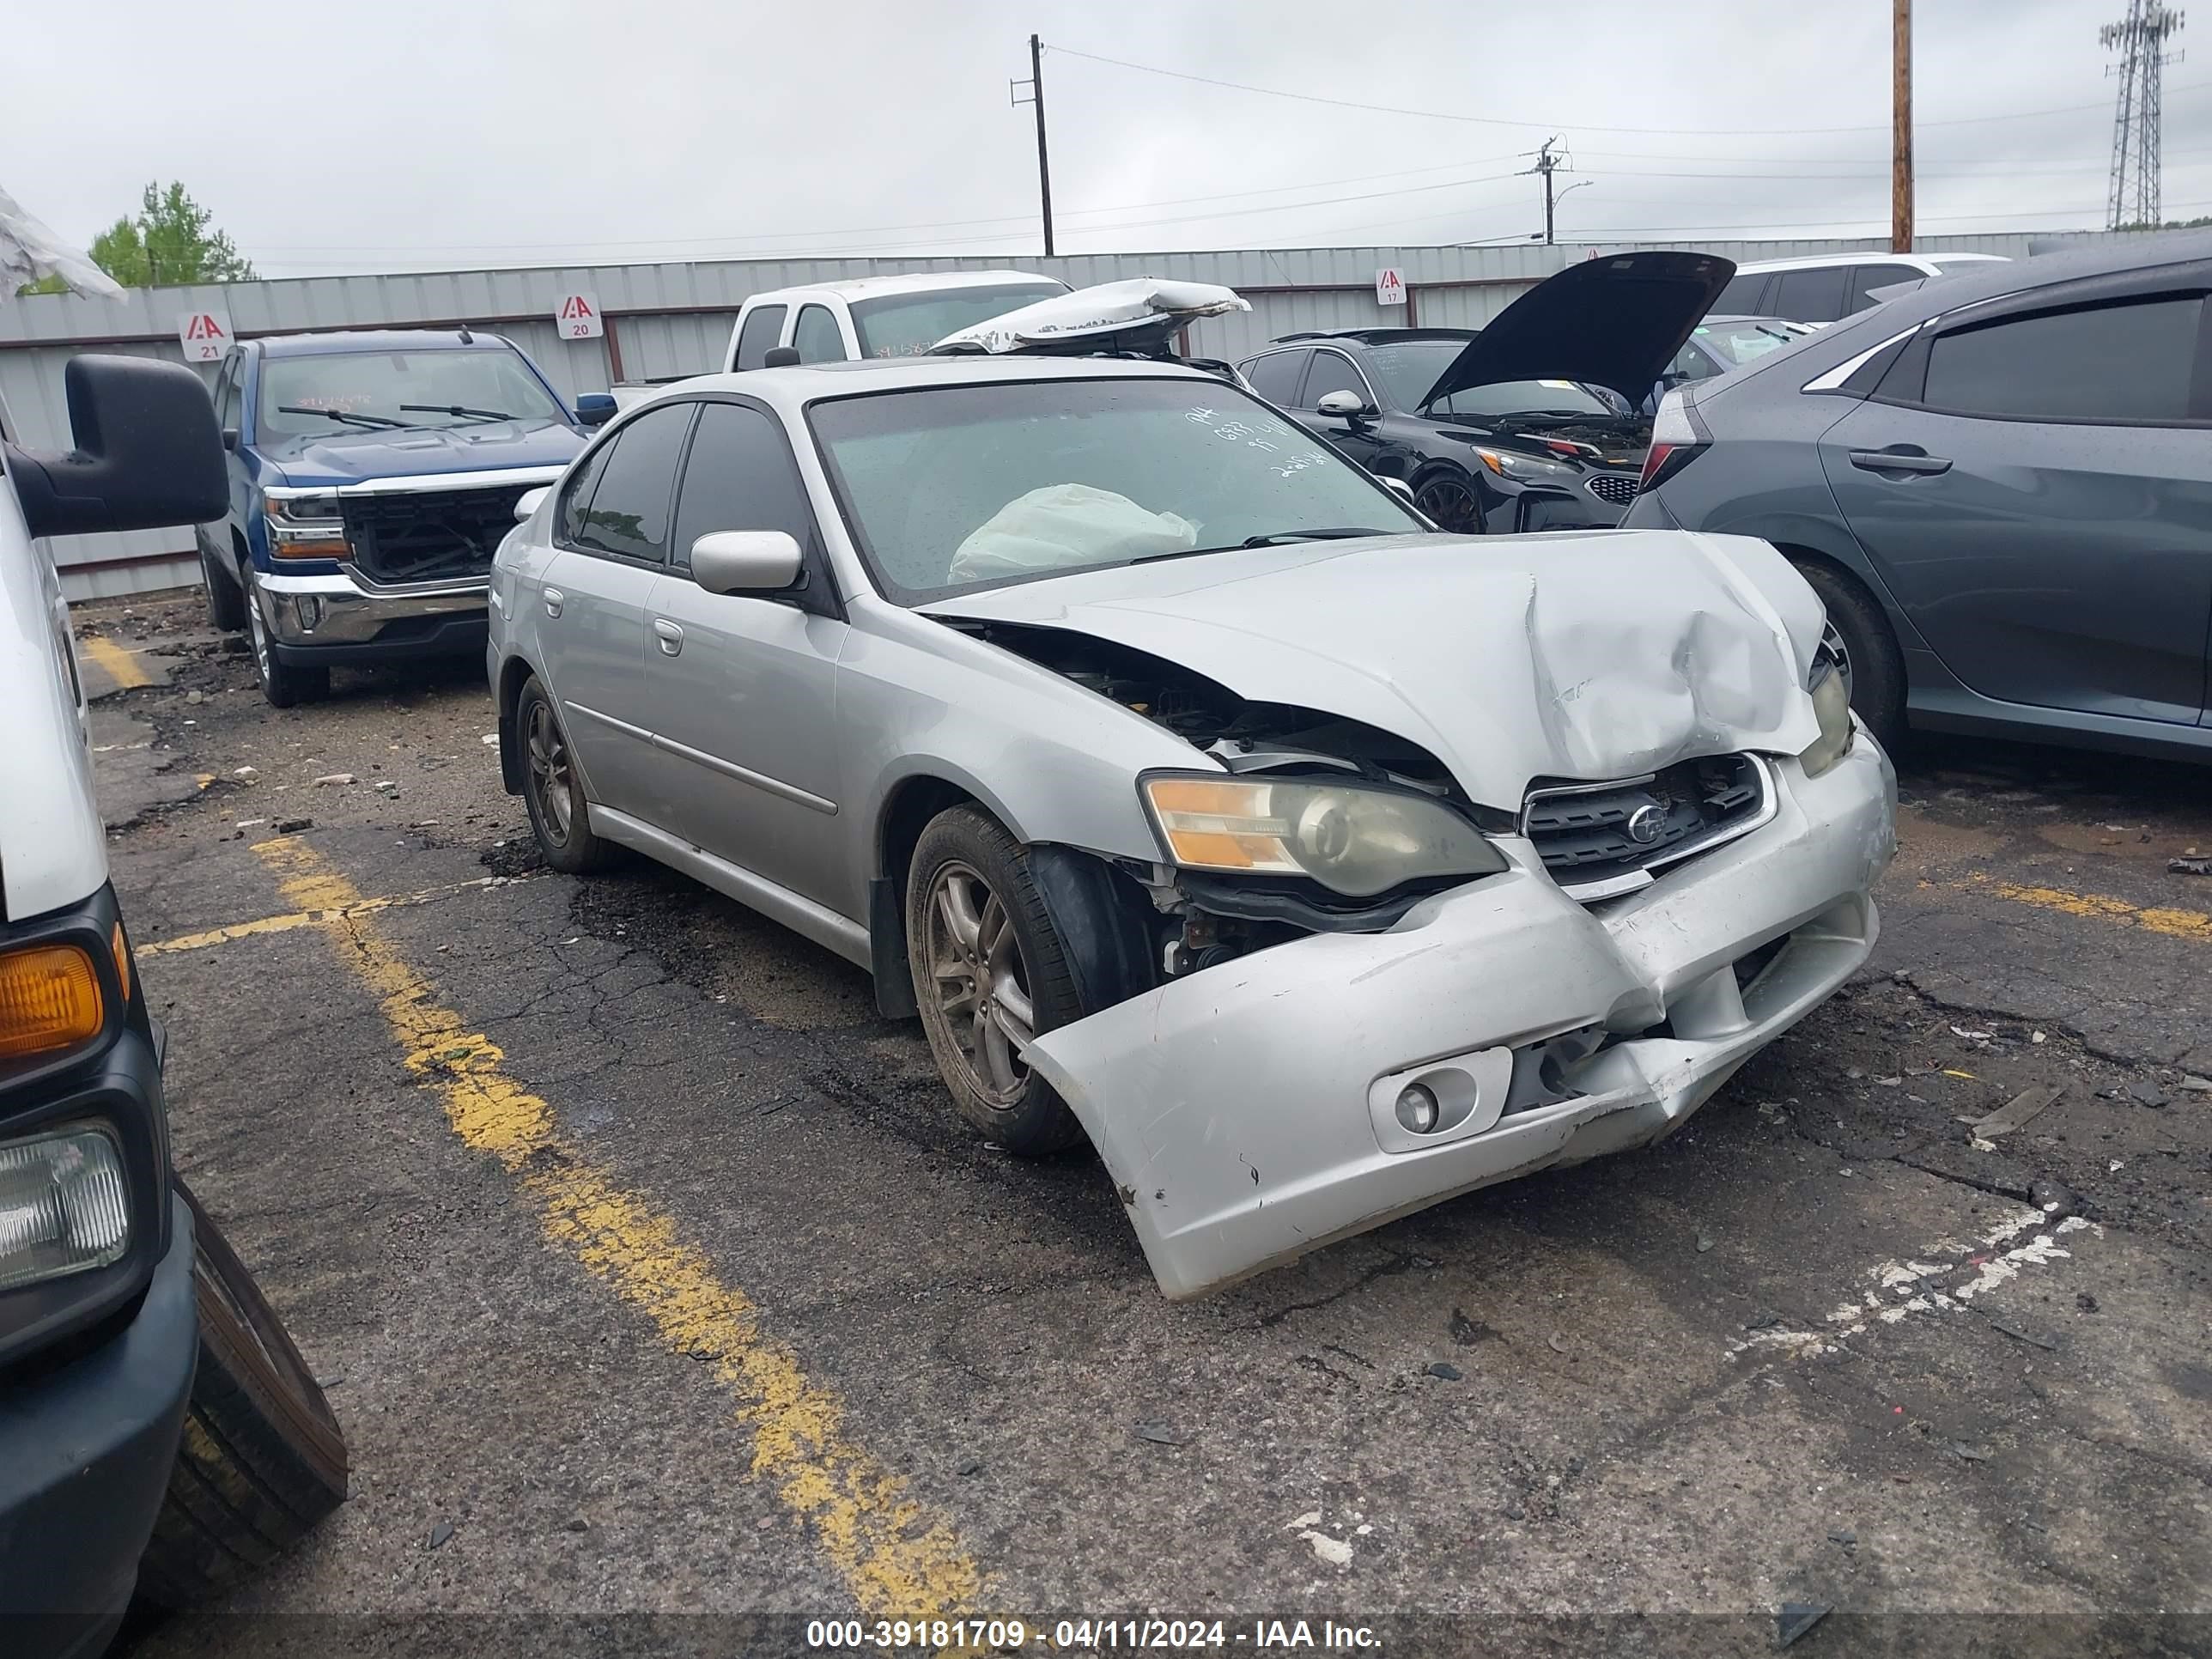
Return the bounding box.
[1028,740,1894,1299]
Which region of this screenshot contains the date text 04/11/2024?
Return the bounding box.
[804,1619,1382,1650]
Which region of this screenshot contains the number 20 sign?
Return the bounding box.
[555,292,604,339]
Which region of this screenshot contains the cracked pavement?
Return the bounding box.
[72,595,2212,1655]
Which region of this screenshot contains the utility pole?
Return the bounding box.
[1893,0,1913,254]
[1524,137,1563,246]
[1010,35,1055,257]
[2102,2,2187,229]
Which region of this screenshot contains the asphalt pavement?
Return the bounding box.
[74,593,2212,1658]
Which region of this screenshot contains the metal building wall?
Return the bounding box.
[0,228,2141,599]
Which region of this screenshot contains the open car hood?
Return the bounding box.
[921,528,1825,811]
[1423,251,1735,407]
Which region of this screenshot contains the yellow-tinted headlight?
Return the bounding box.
[1142,774,1507,899]
[0,944,104,1059]
[1800,660,1856,779]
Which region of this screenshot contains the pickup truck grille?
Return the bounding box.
[1522,754,1770,899]
[341,485,532,584]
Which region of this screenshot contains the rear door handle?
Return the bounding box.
[543,586,565,618]
[1849,447,1952,476]
[653,617,684,656]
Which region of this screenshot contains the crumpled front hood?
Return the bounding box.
[921,530,1826,811]
[257,420,583,486]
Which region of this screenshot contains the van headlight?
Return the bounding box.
[0,1127,131,1293]
[1799,654,1856,778]
[1142,774,1508,898]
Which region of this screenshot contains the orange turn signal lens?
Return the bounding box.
[112,921,132,1005]
[0,943,104,1059]
[270,534,350,561]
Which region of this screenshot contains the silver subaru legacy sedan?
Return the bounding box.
[488,355,1894,1298]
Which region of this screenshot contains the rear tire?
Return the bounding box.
[906,807,1086,1157]
[516,676,617,874]
[137,1180,348,1607]
[1792,558,1905,751]
[245,574,329,708]
[200,541,246,632]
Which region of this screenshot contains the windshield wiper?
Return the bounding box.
[1237,527,1401,548]
[276,404,406,430]
[400,402,518,422]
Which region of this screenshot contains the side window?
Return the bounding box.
[555,437,618,546]
[670,402,819,578]
[1920,295,2203,423]
[732,304,788,370]
[570,403,695,562]
[1771,266,1851,324]
[1848,264,1923,313]
[1713,272,1770,314]
[1665,341,1719,385]
[1242,350,1306,404]
[1299,350,1370,408]
[792,306,845,364]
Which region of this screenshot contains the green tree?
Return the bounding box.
[17,181,253,294]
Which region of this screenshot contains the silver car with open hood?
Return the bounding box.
[488,351,1894,1299]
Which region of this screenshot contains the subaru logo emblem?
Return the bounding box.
[1626,804,1666,845]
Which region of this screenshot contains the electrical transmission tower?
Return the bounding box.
[2103,2,2187,229]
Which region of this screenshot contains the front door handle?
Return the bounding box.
[543,586,565,618]
[1849,447,1952,477]
[653,617,684,656]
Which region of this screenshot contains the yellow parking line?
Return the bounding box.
[137,875,530,958]
[1962,871,2212,944]
[250,837,982,1620]
[80,634,150,690]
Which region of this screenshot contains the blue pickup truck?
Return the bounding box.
[194,329,613,705]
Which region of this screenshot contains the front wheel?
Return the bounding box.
[906,807,1085,1157]
[137,1180,348,1607]
[245,574,329,708]
[1791,559,1905,750]
[1412,467,1486,535]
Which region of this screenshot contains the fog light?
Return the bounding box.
[1395,1083,1441,1134]
[0,1127,130,1292]
[293,595,325,631]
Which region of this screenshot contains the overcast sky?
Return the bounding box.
[9,0,2209,277]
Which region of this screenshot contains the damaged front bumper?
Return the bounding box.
[1027,738,1895,1299]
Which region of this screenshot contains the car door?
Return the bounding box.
[212,353,252,562]
[535,401,696,815]
[642,398,850,908]
[1817,280,2212,726]
[1296,348,1388,468]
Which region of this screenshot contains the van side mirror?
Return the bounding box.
[690,531,803,594]
[574,393,617,427]
[5,356,228,538]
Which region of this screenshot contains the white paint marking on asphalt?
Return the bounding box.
[1726,1209,2100,1361]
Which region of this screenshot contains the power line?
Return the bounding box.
[1049,41,2212,137]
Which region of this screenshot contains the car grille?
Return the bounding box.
[1583,472,1640,508]
[1522,754,1771,898]
[341,485,534,584]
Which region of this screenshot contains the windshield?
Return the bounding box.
[256,348,568,442]
[1694,319,1810,366]
[848,283,1070,358]
[1358,340,1614,418]
[809,377,1423,604]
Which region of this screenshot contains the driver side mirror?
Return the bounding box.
[6,356,228,538]
[514,485,550,524]
[1314,388,1377,422]
[690,530,803,595]
[574,393,617,428]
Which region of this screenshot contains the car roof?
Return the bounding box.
[1259,327,1480,347]
[253,329,517,356]
[1730,252,2007,276]
[742,270,1063,306]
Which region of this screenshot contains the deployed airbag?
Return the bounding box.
[948,484,1196,584]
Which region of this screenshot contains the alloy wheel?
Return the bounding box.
[921,860,1035,1107]
[246,585,273,684]
[1820,620,1854,702]
[526,698,574,843]
[1413,475,1482,534]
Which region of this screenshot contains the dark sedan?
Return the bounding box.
[1626,232,2212,762]
[1238,251,1732,535]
